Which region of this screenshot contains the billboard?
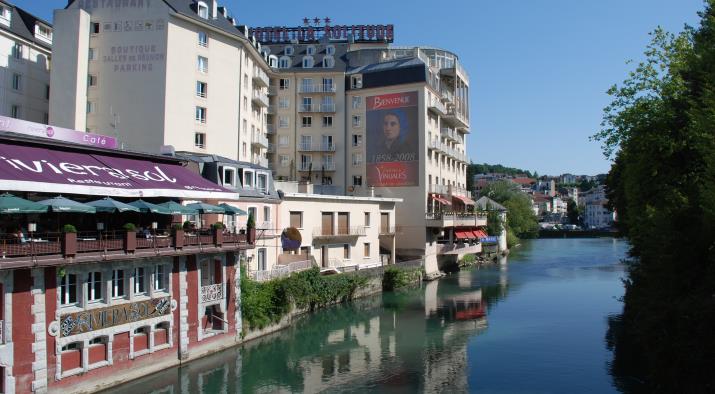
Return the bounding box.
[366,91,419,187]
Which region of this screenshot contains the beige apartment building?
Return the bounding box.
[49,0,270,166]
[0,1,52,123]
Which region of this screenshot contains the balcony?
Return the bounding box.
[441,89,454,104]
[428,96,446,116]
[251,91,269,107]
[379,226,398,235]
[298,84,337,94]
[298,162,335,171]
[267,105,276,114]
[266,124,275,134]
[252,156,268,168]
[428,184,450,195]
[298,143,336,152]
[200,283,225,303]
[313,226,366,239]
[425,212,487,228]
[267,86,278,95]
[441,127,457,142]
[252,68,269,88]
[299,103,336,113]
[427,138,443,152]
[443,104,469,129]
[267,143,275,153]
[252,132,268,149]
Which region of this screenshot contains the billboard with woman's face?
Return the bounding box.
[366,91,419,187]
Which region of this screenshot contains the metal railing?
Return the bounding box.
[313,226,366,237]
[252,68,269,87]
[428,96,446,115]
[200,283,225,303]
[252,156,269,168]
[298,84,337,93]
[298,103,336,113]
[298,163,335,171]
[249,259,312,282]
[425,212,487,220]
[252,91,269,107]
[298,143,336,152]
[266,124,275,134]
[267,86,278,95]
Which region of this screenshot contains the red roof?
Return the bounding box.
[431,194,452,205]
[455,231,471,240]
[512,177,536,186]
[452,194,475,205]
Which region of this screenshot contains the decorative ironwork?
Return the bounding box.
[200,283,225,303]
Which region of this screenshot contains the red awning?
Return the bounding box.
[431,194,452,205]
[463,231,476,239]
[455,231,470,240]
[452,194,476,205]
[473,229,488,238]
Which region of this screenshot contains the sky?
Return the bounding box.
[14,0,706,176]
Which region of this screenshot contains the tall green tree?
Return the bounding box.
[593,4,715,390]
[480,181,538,240]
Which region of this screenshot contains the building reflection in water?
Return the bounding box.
[103,266,511,394]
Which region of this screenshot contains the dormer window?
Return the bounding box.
[35,24,52,43]
[302,56,314,69]
[197,1,209,19]
[325,45,335,55]
[221,166,236,187]
[284,46,294,56]
[306,45,316,55]
[0,5,10,27]
[322,56,334,68]
[278,56,290,68]
[351,75,363,89]
[242,170,255,188]
[268,55,278,68]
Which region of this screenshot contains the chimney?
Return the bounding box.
[298,181,313,194]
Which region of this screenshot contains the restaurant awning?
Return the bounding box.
[455,231,471,240]
[0,142,239,200]
[452,194,475,205]
[473,229,488,238]
[431,194,452,206]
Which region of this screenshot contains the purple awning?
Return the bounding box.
[0,143,239,200]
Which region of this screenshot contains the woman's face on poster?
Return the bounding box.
[383,114,400,141]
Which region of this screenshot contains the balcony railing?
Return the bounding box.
[252,156,268,168]
[428,96,446,115]
[429,184,450,195]
[252,68,269,87]
[441,127,457,141]
[267,143,275,153]
[428,138,444,152]
[252,91,269,107]
[298,163,335,171]
[267,105,276,114]
[298,84,337,93]
[200,283,225,303]
[299,103,336,113]
[249,259,313,282]
[298,143,336,152]
[379,226,398,235]
[266,124,275,134]
[252,132,268,148]
[267,86,278,95]
[425,212,488,227]
[313,226,366,238]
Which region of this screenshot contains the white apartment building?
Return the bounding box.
[49,0,270,166]
[0,1,52,123]
[581,185,616,229]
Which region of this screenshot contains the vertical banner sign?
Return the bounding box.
[366,92,419,187]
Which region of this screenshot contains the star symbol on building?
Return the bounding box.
[324,17,331,25]
[313,17,321,26]
[303,17,309,26]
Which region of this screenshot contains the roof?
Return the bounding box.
[1,2,52,50]
[282,192,401,203]
[347,57,424,75]
[511,177,536,185]
[474,196,506,212]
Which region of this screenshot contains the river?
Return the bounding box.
[107,238,628,393]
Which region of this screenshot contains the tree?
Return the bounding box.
[593,5,715,390]
[485,207,503,236]
[566,199,580,225]
[480,181,538,239]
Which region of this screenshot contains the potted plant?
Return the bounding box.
[183,220,194,232]
[122,223,137,253]
[171,223,184,249]
[246,212,256,244]
[212,222,224,246]
[61,224,77,258]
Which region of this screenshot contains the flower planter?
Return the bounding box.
[213,228,223,246]
[62,232,77,258]
[123,231,136,253]
[172,229,184,249]
[247,227,256,245]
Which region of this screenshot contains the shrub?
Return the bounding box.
[62,224,77,233]
[122,223,136,232]
[212,222,224,230]
[247,212,255,228]
[461,254,476,265]
[382,266,420,291]
[183,220,194,231]
[171,223,183,231]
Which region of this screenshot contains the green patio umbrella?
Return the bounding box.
[37,196,96,213]
[218,203,247,216]
[186,202,225,214]
[86,197,140,213]
[128,199,173,215]
[156,201,199,215]
[0,193,49,214]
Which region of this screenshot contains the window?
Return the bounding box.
[243,74,248,87]
[302,96,312,111]
[194,132,206,148]
[322,56,334,68]
[257,174,268,192]
[278,116,290,129]
[263,206,271,222]
[278,135,289,147]
[134,267,146,295]
[11,73,20,90]
[279,97,289,109]
[197,56,208,73]
[364,243,370,258]
[60,274,77,306]
[243,96,247,111]
[86,101,95,114]
[87,74,97,87]
[10,105,19,119]
[242,142,247,157]
[198,31,208,47]
[352,96,362,109]
[301,78,312,92]
[197,1,209,19]
[352,134,362,147]
[290,211,303,228]
[353,175,362,186]
[343,244,350,259]
[364,212,370,226]
[91,22,100,34]
[352,115,361,127]
[284,46,294,55]
[323,78,334,92]
[195,106,207,123]
[36,24,52,40]
[87,272,102,303]
[154,265,166,292]
[306,45,315,55]
[326,45,335,55]
[352,153,363,166]
[322,116,333,127]
[11,43,21,59]
[88,47,96,60]
[112,269,125,299]
[243,170,254,188]
[302,56,313,68]
[351,75,362,89]
[45,84,50,100]
[196,81,207,98]
[278,56,290,68]
[301,116,312,128]
[222,167,235,186]
[280,155,289,167]
[279,78,290,90]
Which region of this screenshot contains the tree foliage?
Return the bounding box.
[479,180,539,240]
[594,4,715,391]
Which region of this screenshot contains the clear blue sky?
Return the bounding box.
[15,0,705,176]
